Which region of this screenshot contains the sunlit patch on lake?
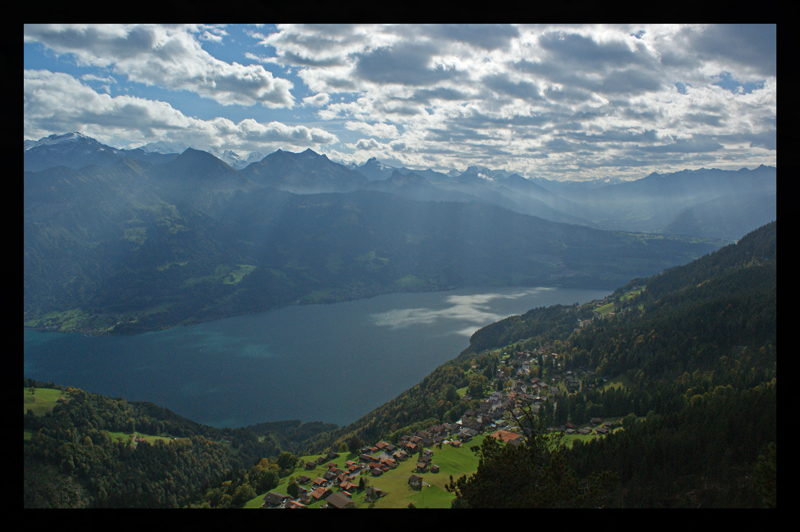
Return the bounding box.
[369,287,557,331]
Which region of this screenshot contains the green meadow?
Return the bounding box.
[23,387,66,417]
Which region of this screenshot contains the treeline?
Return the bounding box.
[566,380,776,507]
[462,304,583,356]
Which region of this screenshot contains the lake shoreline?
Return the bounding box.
[23,279,615,338]
[24,285,611,429]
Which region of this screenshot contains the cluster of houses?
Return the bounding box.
[260,424,480,509]
[261,342,618,508]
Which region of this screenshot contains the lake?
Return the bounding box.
[24,286,609,428]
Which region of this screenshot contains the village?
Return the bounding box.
[259,308,622,509]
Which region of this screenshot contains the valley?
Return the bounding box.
[24,133,760,337]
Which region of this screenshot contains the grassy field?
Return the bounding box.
[245,435,488,509]
[105,431,174,446]
[595,301,615,315]
[24,386,66,416]
[600,373,633,391]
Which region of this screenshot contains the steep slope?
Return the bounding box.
[659,192,776,242]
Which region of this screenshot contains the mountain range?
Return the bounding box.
[24,133,773,335]
[26,132,776,239]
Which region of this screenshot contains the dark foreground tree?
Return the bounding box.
[446,412,617,508]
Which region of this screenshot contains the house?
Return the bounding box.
[310,486,332,501]
[591,417,603,425]
[262,492,289,508]
[325,492,356,509]
[305,461,317,470]
[416,461,428,472]
[370,467,383,476]
[430,464,440,473]
[297,475,311,484]
[339,480,358,492]
[285,500,306,509]
[490,429,524,444]
[408,474,423,490]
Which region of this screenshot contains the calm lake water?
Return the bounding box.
[24,286,609,428]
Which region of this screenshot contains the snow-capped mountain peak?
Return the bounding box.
[24,132,95,151]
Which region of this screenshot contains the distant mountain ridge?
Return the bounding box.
[24,132,776,241]
[24,133,727,335]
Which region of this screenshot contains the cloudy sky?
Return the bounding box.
[24,24,776,181]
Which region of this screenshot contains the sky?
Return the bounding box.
[23,24,776,181]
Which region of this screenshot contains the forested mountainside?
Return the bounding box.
[297,222,776,507]
[24,222,776,507]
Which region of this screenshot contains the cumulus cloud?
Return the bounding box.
[345,121,399,138]
[302,92,330,107]
[24,69,336,153]
[24,24,295,107]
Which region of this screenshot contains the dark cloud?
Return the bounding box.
[482,73,545,101]
[426,24,520,51]
[565,129,661,144]
[543,85,593,103]
[425,126,502,143]
[641,136,725,154]
[355,42,463,86]
[715,130,776,151]
[595,68,663,95]
[679,24,776,77]
[405,87,469,105]
[455,110,562,130]
[619,106,660,123]
[515,57,662,97]
[271,50,345,67]
[537,30,654,69]
[683,112,726,127]
[25,24,158,61]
